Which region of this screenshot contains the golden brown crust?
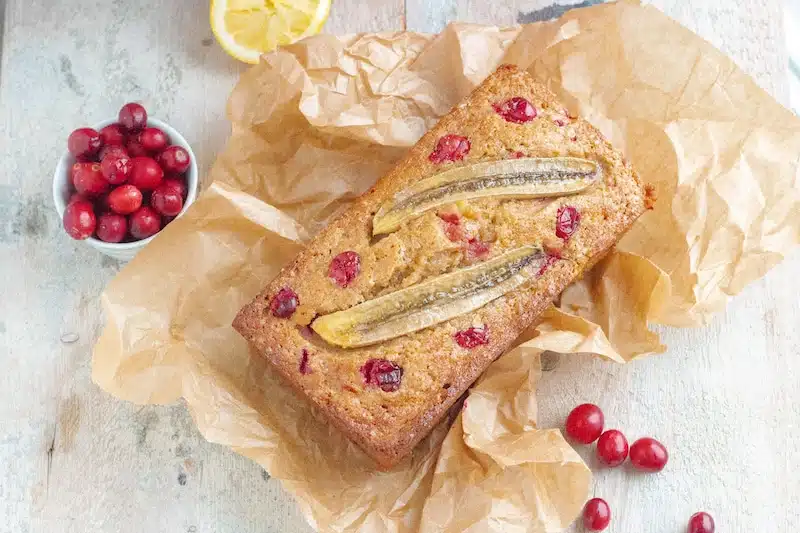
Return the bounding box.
[233,64,650,468]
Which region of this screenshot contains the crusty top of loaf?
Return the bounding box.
[233,64,649,467]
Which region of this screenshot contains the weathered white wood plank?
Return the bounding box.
[406,0,602,32]
[326,0,405,33]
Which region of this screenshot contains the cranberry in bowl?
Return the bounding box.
[53,108,198,261]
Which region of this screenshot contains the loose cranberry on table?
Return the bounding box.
[62,200,96,240]
[72,162,109,196]
[582,498,611,532]
[151,183,184,217]
[99,124,127,147]
[596,429,629,467]
[118,102,148,132]
[95,213,128,243]
[157,145,192,174]
[565,403,604,444]
[67,128,102,158]
[139,127,169,153]
[128,206,162,240]
[128,156,164,190]
[100,154,132,185]
[688,512,715,533]
[107,184,143,215]
[629,437,669,472]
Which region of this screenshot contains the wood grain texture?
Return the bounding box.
[326,0,405,33]
[0,0,793,532]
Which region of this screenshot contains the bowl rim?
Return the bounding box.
[53,116,199,250]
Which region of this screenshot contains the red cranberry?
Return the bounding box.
[582,498,611,532]
[129,206,162,240]
[454,326,489,348]
[297,324,316,340]
[63,200,96,240]
[629,437,669,472]
[95,193,112,213]
[98,144,128,161]
[68,192,88,205]
[126,139,149,157]
[537,253,560,276]
[429,134,470,164]
[157,145,192,174]
[360,359,403,392]
[129,157,164,191]
[513,151,525,158]
[269,287,299,318]
[555,205,581,240]
[438,212,463,242]
[688,512,715,533]
[565,403,604,444]
[151,183,184,216]
[162,177,187,199]
[596,429,629,467]
[493,97,537,124]
[553,119,566,127]
[466,238,490,261]
[139,127,169,153]
[99,124,127,146]
[298,349,312,375]
[107,184,143,215]
[438,212,460,225]
[95,213,128,243]
[328,251,361,288]
[67,128,102,158]
[118,102,148,132]
[72,162,109,196]
[100,154,132,185]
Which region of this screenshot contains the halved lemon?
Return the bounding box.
[210,0,331,64]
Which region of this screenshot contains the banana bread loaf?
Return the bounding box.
[233,64,653,467]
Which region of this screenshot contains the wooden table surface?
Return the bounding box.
[1,1,795,532]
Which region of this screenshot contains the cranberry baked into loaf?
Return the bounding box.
[233,64,653,467]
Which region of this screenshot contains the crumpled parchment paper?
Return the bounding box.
[92,1,800,531]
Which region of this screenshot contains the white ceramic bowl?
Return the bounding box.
[53,117,198,261]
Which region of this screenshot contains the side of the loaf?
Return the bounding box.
[233,64,651,467]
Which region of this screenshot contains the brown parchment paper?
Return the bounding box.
[92,1,800,531]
